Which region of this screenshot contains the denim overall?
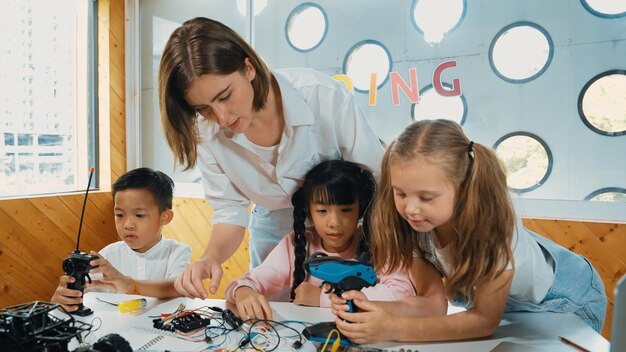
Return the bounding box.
[503,229,606,333]
[248,204,294,269]
[418,228,607,332]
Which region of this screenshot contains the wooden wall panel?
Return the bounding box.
[161,198,250,299]
[97,0,126,186]
[0,193,119,307]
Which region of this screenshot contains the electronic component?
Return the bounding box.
[0,301,93,352]
[304,253,378,313]
[117,298,147,313]
[292,340,303,349]
[303,253,379,346]
[222,309,243,329]
[62,167,99,316]
[153,312,211,333]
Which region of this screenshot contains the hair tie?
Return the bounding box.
[466,141,475,174]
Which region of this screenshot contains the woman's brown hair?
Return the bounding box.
[370,119,514,303]
[158,17,272,170]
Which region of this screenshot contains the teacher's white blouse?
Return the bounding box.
[196,68,383,227]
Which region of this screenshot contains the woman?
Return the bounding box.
[158,17,383,298]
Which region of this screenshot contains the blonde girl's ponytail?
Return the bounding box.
[448,140,514,302]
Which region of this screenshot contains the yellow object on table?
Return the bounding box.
[118,298,147,313]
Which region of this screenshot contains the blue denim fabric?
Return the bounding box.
[248,204,294,269]
[503,229,607,333]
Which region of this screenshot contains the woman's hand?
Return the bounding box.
[174,256,223,299]
[293,282,322,307]
[234,286,273,320]
[51,275,83,312]
[333,290,395,344]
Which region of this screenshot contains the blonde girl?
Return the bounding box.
[330,119,606,343]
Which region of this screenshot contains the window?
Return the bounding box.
[286,2,328,52]
[494,132,553,193]
[585,187,626,202]
[411,0,465,44]
[343,40,392,93]
[0,0,97,197]
[578,70,626,136]
[412,83,467,125]
[489,22,553,83]
[580,0,626,18]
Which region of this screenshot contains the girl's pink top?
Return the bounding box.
[225,228,415,307]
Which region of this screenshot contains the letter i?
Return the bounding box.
[369,73,377,106]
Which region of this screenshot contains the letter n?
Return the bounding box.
[390,68,419,106]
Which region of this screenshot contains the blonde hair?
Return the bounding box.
[370,119,514,302]
[158,17,272,170]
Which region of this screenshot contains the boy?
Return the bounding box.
[52,168,191,312]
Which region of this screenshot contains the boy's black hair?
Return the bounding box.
[112,167,175,211]
[290,159,377,300]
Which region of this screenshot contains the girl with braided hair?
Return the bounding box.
[225,159,415,320]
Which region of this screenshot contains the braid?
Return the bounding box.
[357,168,376,263]
[357,216,371,262]
[291,189,308,300]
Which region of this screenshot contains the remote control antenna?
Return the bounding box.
[75,167,95,253]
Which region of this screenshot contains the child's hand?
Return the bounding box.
[334,290,393,344]
[90,275,134,294]
[234,286,273,320]
[88,251,123,279]
[293,282,321,307]
[51,275,83,312]
[329,292,348,315]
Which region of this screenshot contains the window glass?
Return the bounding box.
[0,0,95,197]
[494,133,552,192]
[286,3,327,51]
[585,188,626,202]
[38,134,65,147]
[18,134,34,146]
[4,133,14,146]
[489,22,553,83]
[411,0,465,44]
[412,84,467,125]
[579,71,626,136]
[343,41,392,92]
[581,0,626,17]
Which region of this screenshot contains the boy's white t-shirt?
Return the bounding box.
[432,222,555,304]
[94,236,191,280]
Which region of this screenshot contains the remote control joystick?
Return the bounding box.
[302,253,378,346]
[62,167,99,316]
